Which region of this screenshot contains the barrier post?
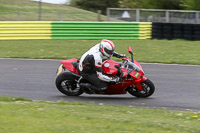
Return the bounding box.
[38,0,42,21]
[166,10,169,23]
[17,12,21,21]
[195,12,199,24]
[107,8,110,21]
[97,10,101,22]
[58,11,63,21]
[136,9,140,22]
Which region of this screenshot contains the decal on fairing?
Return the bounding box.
[135,72,139,77]
[104,63,110,67]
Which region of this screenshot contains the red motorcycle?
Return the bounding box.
[55,47,155,98]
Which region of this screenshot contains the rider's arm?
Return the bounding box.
[113,51,126,58]
[94,58,117,82]
[96,68,116,82]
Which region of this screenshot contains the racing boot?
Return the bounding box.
[91,85,107,93]
[79,83,93,94]
[80,83,106,92]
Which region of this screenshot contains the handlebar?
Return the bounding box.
[115,65,123,83]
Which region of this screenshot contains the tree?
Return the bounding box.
[141,0,181,9]
[119,0,182,9]
[180,0,200,10]
[75,0,119,14]
[118,0,142,8]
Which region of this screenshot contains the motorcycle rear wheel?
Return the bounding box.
[55,72,83,96]
[128,79,155,98]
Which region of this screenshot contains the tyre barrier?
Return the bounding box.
[0,21,152,40]
[152,23,200,41]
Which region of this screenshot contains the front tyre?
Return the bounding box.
[55,72,83,96]
[128,79,155,98]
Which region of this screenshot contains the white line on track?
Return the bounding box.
[0,58,61,61]
[0,58,200,67]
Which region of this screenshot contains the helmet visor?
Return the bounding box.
[104,47,113,55]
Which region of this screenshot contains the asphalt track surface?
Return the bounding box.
[0,58,200,111]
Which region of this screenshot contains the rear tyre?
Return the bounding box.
[128,79,155,98]
[55,72,83,96]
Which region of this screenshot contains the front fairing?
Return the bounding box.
[130,60,144,81]
[133,60,144,74]
[121,59,144,77]
[119,59,146,91]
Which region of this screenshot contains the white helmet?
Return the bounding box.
[100,39,115,58]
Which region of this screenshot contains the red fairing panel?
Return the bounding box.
[133,77,147,90]
[134,60,144,74]
[102,59,119,77]
[61,58,79,73]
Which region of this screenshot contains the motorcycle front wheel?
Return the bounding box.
[128,79,155,98]
[55,72,83,96]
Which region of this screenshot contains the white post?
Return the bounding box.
[97,10,101,21]
[107,8,110,21]
[38,0,42,21]
[195,12,199,24]
[17,12,21,21]
[136,9,140,22]
[166,10,169,23]
[58,11,63,21]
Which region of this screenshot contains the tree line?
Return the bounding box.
[70,0,200,14]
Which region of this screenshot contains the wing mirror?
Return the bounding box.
[128,46,133,54]
[128,46,134,63]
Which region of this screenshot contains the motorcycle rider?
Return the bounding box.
[79,39,126,92]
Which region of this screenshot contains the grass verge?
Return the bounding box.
[0,39,200,65]
[0,95,200,133]
[0,0,116,21]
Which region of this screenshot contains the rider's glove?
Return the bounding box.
[110,77,120,84]
[115,77,120,83]
[120,54,126,58]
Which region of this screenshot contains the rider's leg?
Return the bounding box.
[80,73,107,92]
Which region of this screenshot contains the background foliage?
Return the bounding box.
[180,0,200,10]
[75,0,119,14]
[71,0,200,15]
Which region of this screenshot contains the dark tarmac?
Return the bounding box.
[0,58,200,111]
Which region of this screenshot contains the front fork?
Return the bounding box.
[133,76,147,91]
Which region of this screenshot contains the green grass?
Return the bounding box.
[1,39,200,132]
[0,96,200,133]
[0,0,113,21]
[0,39,200,65]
